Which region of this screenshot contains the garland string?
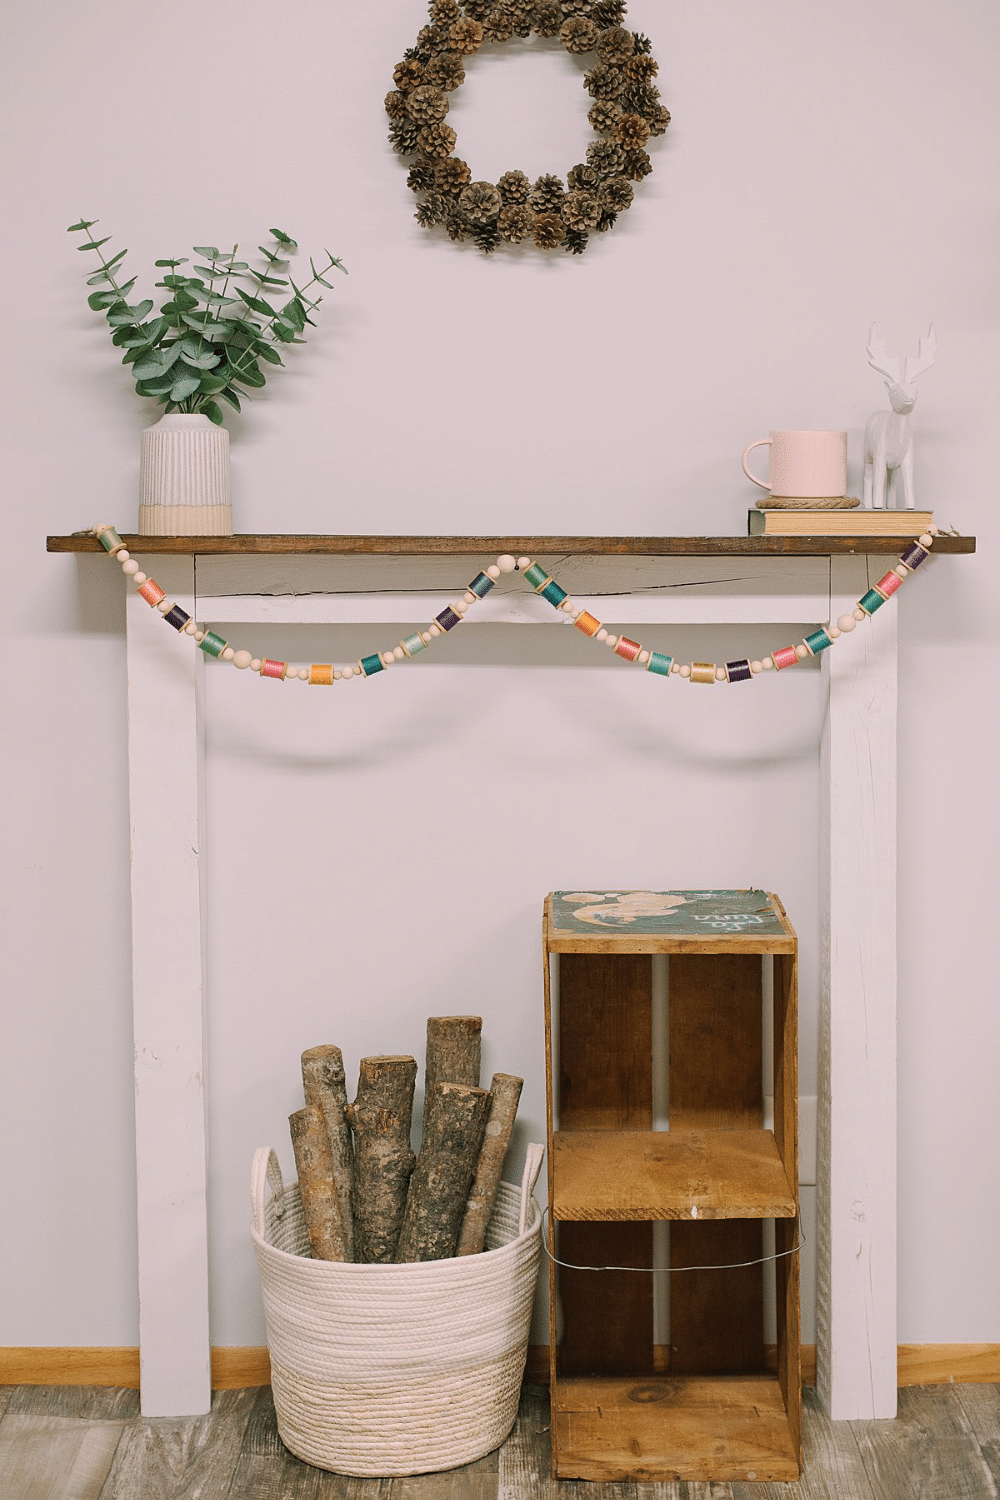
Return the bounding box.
[91,525,941,687]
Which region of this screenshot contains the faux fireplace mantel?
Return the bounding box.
[48,530,976,1421]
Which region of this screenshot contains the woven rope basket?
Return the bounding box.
[251,1143,544,1476]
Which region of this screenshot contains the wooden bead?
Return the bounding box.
[894,565,909,578]
[517,556,531,570]
[487,565,501,579]
[605,634,618,647]
[343,665,355,678]
[222,647,235,661]
[117,549,130,563]
[122,559,139,575]
[638,650,650,664]
[393,647,405,660]
[918,533,933,548]
[157,599,171,613]
[464,591,476,604]
[596,628,608,642]
[421,631,433,644]
[251,658,262,672]
[762,657,773,669]
[827,626,840,640]
[715,666,727,681]
[133,572,148,585]
[233,650,253,669]
[837,614,856,632]
[429,624,441,637]
[750,660,762,673]
[795,644,809,659]
[853,606,866,621]
[184,620,198,635]
[680,664,691,678]
[453,600,467,614]
[497,555,516,573]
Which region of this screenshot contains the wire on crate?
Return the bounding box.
[540,1207,805,1273]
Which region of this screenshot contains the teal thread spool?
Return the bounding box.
[360,653,385,676]
[540,579,568,608]
[647,651,673,676]
[96,525,125,554]
[859,589,888,615]
[804,628,833,654]
[401,633,426,656]
[198,630,227,658]
[468,572,495,598]
[522,562,549,590]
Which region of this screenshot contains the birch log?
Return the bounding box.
[288,1104,352,1261]
[396,1081,491,1262]
[347,1055,417,1264]
[456,1072,524,1256]
[301,1044,355,1262]
[422,1015,482,1138]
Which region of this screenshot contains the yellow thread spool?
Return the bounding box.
[690,662,716,685]
[309,664,334,685]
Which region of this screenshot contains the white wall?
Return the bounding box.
[2,0,997,1351]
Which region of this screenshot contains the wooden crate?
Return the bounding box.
[543,889,801,1483]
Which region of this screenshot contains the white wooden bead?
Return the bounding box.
[671,661,680,673]
[463,591,476,605]
[429,624,441,637]
[393,647,405,660]
[837,613,856,632]
[517,556,531,570]
[487,565,501,580]
[638,651,650,664]
[194,630,205,642]
[185,620,198,635]
[222,646,235,661]
[122,559,140,576]
[380,654,392,667]
[334,669,343,680]
[762,656,773,669]
[796,644,809,659]
[251,658,262,672]
[928,524,939,535]
[453,600,467,614]
[421,631,433,645]
[605,634,618,647]
[596,628,608,642]
[918,533,933,548]
[680,664,691,678]
[157,599,171,613]
[894,565,909,578]
[716,666,727,681]
[233,650,252,669]
[134,572,148,586]
[561,599,575,612]
[497,555,517,573]
[117,549,130,563]
[343,665,355,678]
[853,606,866,621]
[750,660,762,673]
[827,626,841,640]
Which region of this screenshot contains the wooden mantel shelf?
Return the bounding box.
[47,531,976,557]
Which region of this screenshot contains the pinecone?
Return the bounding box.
[446,211,472,241]
[621,146,652,180]
[531,0,562,35]
[483,5,514,41]
[595,25,635,63]
[472,221,501,253]
[533,212,566,249]
[416,23,451,55]
[407,156,439,192]
[583,63,623,100]
[561,0,595,13]
[562,188,601,230]
[600,173,634,210]
[561,15,599,52]
[418,121,459,157]
[424,50,466,89]
[509,3,533,37]
[385,89,409,122]
[449,16,485,51]
[529,173,565,212]
[498,169,531,204]
[393,58,425,91]
[632,31,653,53]
[436,157,473,194]
[564,227,589,254]
[613,111,650,149]
[623,53,659,85]
[389,120,421,155]
[460,180,502,223]
[585,138,626,177]
[415,191,452,227]
[429,0,461,21]
[462,0,489,17]
[591,0,625,25]
[567,162,599,191]
[588,99,621,134]
[407,84,450,123]
[594,207,617,231]
[619,82,659,116]
[646,104,671,136]
[497,203,536,242]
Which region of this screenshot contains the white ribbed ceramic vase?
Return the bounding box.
[138,412,232,536]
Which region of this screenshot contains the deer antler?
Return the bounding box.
[903,323,938,382]
[867,322,901,383]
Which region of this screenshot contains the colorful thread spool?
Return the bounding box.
[309,664,334,685]
[96,525,125,554]
[802,628,833,656]
[435,607,461,632]
[858,588,888,616]
[198,630,228,659]
[575,611,602,637]
[690,662,716,685]
[772,645,799,671]
[898,541,930,570]
[401,633,427,657]
[467,572,495,598]
[360,653,384,677]
[137,578,166,607]
[646,651,673,676]
[260,658,287,680]
[614,636,642,662]
[875,570,903,599]
[522,562,549,591]
[540,579,568,608]
[726,658,753,683]
[164,605,190,632]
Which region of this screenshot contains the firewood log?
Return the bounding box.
[347,1055,417,1263]
[422,1016,482,1138]
[456,1072,524,1255]
[396,1081,491,1262]
[301,1044,355,1263]
[288,1104,353,1261]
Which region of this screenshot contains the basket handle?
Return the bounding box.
[251,1147,285,1236]
[519,1143,545,1235]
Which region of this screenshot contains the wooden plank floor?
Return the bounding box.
[1,1382,999,1499]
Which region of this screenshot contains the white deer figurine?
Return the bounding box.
[864,323,937,508]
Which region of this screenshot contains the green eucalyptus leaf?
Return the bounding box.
[169,371,202,401]
[182,349,222,370]
[269,228,298,248]
[257,343,283,365]
[154,258,188,267]
[77,237,112,252]
[67,218,98,232]
[192,246,220,259]
[181,315,235,336]
[200,400,225,426]
[135,374,175,396]
[231,363,266,388]
[88,290,119,310]
[239,290,276,317]
[196,373,227,393]
[218,388,242,412]
[128,299,154,321]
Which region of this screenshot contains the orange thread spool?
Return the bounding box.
[574,611,602,637]
[309,664,334,685]
[137,579,165,607]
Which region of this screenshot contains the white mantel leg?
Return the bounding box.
[816,555,898,1418]
[126,557,212,1416]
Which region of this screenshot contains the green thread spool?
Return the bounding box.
[540,579,568,608]
[805,628,833,654]
[402,633,426,656]
[468,572,495,598]
[360,653,384,676]
[647,651,673,676]
[859,589,887,615]
[523,562,549,590]
[198,630,227,658]
[96,525,125,554]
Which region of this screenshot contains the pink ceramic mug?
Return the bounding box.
[742,429,847,499]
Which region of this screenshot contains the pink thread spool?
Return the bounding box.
[875,570,903,598]
[137,579,166,607]
[260,658,287,680]
[614,637,642,662]
[772,645,799,671]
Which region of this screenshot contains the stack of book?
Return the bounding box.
[748,508,934,536]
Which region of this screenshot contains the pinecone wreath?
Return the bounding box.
[386,0,668,255]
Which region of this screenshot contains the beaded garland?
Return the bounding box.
[91,525,941,688]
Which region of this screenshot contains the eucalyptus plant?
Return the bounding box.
[68,219,345,425]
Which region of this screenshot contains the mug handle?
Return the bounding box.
[742,438,772,491]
